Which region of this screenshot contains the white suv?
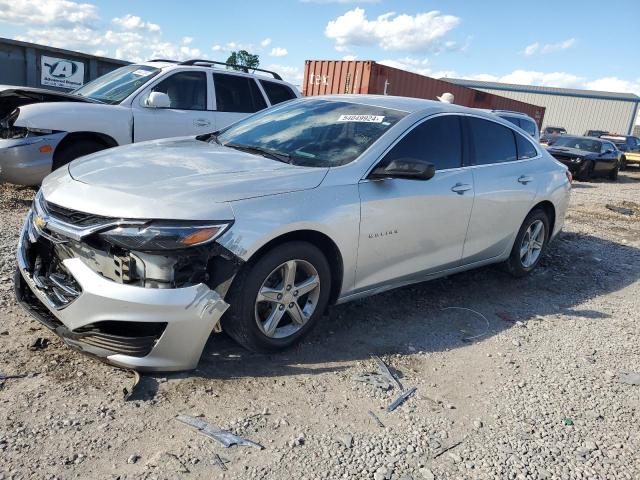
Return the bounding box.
[0,60,299,185]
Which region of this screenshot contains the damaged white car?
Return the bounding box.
[15,96,571,371]
[0,60,298,185]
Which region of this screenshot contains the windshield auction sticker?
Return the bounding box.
[338,115,385,123]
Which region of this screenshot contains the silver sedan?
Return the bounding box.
[15,95,571,371]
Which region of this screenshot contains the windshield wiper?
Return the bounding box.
[225,143,292,164]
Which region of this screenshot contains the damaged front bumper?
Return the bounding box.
[15,209,230,371]
[0,132,66,185]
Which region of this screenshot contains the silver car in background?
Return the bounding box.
[15,95,571,371]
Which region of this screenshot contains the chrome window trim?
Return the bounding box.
[361,112,468,180]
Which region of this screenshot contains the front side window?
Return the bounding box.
[150,71,207,110]
[214,74,267,113]
[73,64,160,104]
[260,80,297,105]
[379,115,463,171]
[216,99,407,167]
[601,142,615,153]
[468,117,517,165]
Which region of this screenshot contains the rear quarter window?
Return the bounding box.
[260,80,297,105]
[520,119,537,137]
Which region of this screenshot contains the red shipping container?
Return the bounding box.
[303,60,545,128]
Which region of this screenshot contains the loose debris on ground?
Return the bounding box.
[176,414,264,449]
[1,173,640,479]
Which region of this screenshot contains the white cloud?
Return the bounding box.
[0,0,98,27]
[260,38,272,47]
[523,38,575,56]
[325,8,460,52]
[112,13,160,33]
[212,41,254,53]
[182,36,194,45]
[523,42,539,56]
[342,54,357,61]
[379,56,431,75]
[269,47,288,57]
[263,63,304,87]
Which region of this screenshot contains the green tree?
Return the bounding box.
[226,50,260,71]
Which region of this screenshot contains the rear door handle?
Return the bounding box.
[194,119,211,127]
[451,183,472,194]
[518,175,533,184]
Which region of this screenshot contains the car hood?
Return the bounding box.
[0,84,95,118]
[42,137,328,220]
[547,146,594,157]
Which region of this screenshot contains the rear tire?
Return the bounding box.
[52,139,107,171]
[222,241,332,353]
[503,209,550,277]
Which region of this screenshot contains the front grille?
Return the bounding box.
[44,200,113,228]
[14,270,65,331]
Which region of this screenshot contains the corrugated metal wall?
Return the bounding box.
[304,60,546,127]
[0,37,129,91]
[471,87,636,135]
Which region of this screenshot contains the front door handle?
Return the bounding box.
[451,183,472,194]
[518,175,533,184]
[194,119,211,127]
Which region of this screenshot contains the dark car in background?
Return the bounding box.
[585,129,609,138]
[600,135,640,169]
[546,135,621,181]
[540,126,567,146]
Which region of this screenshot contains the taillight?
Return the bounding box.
[565,170,573,184]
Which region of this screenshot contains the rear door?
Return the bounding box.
[212,73,268,129]
[356,114,474,290]
[133,70,215,141]
[461,116,540,263]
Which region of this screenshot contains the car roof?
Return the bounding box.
[305,94,503,119]
[134,60,295,86]
[481,109,533,119]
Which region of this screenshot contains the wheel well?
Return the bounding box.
[53,131,118,161]
[532,200,556,236]
[246,230,344,306]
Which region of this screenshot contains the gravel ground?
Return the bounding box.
[1,171,639,480]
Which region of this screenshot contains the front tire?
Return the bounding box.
[222,241,332,353]
[503,209,550,277]
[52,139,107,171]
[608,163,619,181]
[619,157,627,171]
[576,160,594,181]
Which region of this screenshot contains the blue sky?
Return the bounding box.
[1,0,639,97]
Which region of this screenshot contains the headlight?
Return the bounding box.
[99,221,231,251]
[573,157,583,163]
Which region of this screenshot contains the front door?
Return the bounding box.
[133,71,216,142]
[356,114,474,291]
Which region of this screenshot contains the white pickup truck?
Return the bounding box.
[0,60,299,185]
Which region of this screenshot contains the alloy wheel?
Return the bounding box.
[254,259,321,339]
[519,220,545,268]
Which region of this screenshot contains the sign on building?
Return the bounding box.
[41,55,85,89]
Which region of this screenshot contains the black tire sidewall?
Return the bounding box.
[507,209,550,277]
[223,241,332,352]
[52,140,106,171]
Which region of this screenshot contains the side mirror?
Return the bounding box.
[145,91,171,108]
[370,158,436,181]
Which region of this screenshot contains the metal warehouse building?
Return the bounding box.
[448,78,640,136]
[0,37,128,92]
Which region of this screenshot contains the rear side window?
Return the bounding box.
[515,133,538,159]
[502,116,521,128]
[468,117,517,164]
[150,71,207,110]
[381,115,463,171]
[260,80,297,105]
[520,119,537,137]
[213,74,267,113]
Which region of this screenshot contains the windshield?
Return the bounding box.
[544,127,566,135]
[215,99,408,167]
[73,64,160,104]
[551,136,601,152]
